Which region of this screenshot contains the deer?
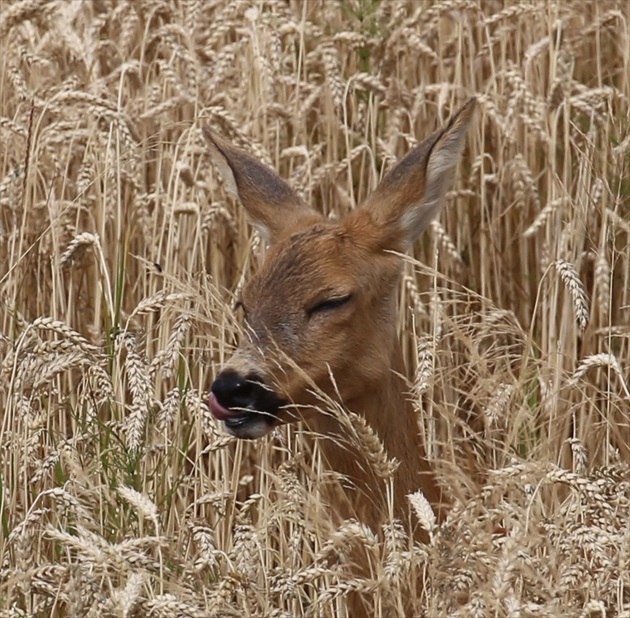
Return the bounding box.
[205,99,476,544]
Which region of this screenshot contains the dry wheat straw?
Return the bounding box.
[110,572,145,618]
[484,383,515,428]
[118,486,160,530]
[404,273,428,318]
[570,353,630,399]
[555,259,590,331]
[414,335,435,397]
[594,252,612,317]
[2,0,630,615]
[144,595,206,618]
[523,198,567,238]
[567,438,589,475]
[407,491,436,537]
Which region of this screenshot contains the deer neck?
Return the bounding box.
[306,343,444,534]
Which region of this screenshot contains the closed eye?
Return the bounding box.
[307,294,353,318]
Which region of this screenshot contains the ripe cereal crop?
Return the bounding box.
[0,1,629,616]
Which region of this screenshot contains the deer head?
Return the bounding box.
[206,99,476,441]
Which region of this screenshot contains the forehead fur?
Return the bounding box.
[243,212,400,308]
[246,223,353,300]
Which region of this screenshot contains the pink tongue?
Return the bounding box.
[209,393,232,421]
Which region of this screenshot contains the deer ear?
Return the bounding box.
[203,129,321,243]
[362,98,476,250]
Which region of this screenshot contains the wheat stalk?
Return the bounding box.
[1,1,629,615]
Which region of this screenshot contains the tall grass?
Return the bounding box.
[1,0,629,615]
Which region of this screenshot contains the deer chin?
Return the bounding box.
[209,392,280,440]
[224,412,276,439]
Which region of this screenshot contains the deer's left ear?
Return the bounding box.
[203,129,322,244]
[361,98,476,250]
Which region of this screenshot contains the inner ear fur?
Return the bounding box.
[360,98,476,250]
[203,129,322,243]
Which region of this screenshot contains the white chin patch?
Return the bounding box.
[225,417,273,440]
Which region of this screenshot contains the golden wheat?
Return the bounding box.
[1,0,629,616]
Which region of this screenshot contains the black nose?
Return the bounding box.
[211,369,274,412]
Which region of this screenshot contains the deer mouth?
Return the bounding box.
[208,392,280,439]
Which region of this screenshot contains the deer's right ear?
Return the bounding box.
[203,129,321,243]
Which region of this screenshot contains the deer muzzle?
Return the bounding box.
[209,369,286,439]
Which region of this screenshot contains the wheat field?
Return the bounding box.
[0,0,629,616]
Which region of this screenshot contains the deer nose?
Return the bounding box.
[210,369,265,411]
